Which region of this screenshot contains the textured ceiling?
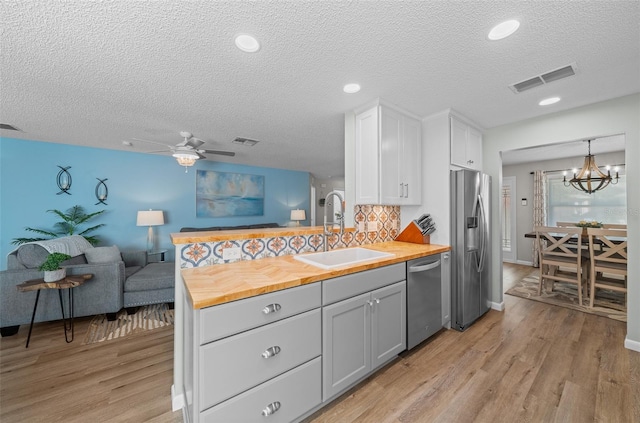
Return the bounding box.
[2,1,639,179]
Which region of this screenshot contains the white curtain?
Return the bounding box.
[532,170,547,267]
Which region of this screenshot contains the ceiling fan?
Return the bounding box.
[133,131,235,172]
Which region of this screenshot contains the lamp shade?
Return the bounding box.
[136,210,165,226]
[290,209,306,221]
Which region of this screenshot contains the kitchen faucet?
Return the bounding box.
[323,190,345,252]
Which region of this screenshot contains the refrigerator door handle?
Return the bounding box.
[477,194,487,272]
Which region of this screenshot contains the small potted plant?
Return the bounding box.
[39,252,72,282]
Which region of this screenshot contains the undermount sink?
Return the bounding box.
[293,247,394,269]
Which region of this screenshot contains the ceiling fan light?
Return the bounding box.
[173,152,198,167]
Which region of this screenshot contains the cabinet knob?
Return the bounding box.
[375,298,381,304]
[261,345,282,358]
[367,300,374,307]
[261,401,281,416]
[262,303,282,314]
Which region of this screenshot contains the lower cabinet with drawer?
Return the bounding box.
[186,283,322,423]
[183,261,418,422]
[200,357,321,422]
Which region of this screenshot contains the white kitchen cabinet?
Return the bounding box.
[450,114,483,170]
[322,279,406,401]
[355,100,422,205]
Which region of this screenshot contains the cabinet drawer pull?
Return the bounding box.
[261,401,281,416]
[262,303,282,314]
[261,346,281,359]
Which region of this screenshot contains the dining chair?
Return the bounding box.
[586,228,627,308]
[602,223,627,229]
[535,226,588,305]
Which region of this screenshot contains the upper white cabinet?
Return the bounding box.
[450,114,483,170]
[355,100,422,205]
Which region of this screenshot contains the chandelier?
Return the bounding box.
[563,139,619,194]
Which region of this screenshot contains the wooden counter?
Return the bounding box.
[180,241,450,309]
[170,226,355,244]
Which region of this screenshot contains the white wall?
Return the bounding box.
[484,93,640,349]
[503,151,626,264]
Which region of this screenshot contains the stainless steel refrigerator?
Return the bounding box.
[450,169,491,331]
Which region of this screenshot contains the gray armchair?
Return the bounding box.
[0,249,148,336]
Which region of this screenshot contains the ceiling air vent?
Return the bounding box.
[509,63,577,93]
[232,137,259,146]
[0,123,21,131]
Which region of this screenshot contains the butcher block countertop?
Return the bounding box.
[179,241,451,309]
[170,226,354,244]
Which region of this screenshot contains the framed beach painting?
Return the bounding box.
[196,170,264,217]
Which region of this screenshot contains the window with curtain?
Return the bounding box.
[546,174,627,225]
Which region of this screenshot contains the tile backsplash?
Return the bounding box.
[179,205,400,268]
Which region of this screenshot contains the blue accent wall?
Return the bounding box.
[0,137,310,268]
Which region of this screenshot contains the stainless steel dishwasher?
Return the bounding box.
[407,254,443,350]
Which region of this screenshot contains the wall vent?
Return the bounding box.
[509,63,577,93]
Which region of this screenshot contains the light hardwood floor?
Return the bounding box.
[1,263,638,422]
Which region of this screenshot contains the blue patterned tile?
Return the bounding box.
[266,236,287,256]
[288,235,307,254]
[181,243,212,267]
[242,238,266,259]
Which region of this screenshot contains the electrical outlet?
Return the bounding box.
[222,247,241,260]
[358,221,365,232]
[367,221,378,232]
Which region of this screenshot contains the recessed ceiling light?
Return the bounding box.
[488,19,520,40]
[539,97,561,106]
[343,83,361,94]
[235,34,260,53]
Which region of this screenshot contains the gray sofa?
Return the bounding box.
[179,222,281,232]
[1,243,174,336]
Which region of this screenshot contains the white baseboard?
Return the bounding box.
[502,258,516,264]
[624,336,640,352]
[172,384,184,412]
[491,301,505,311]
[516,260,533,266]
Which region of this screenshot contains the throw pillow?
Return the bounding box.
[85,245,122,264]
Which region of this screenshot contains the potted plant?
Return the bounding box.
[39,252,72,282]
[11,205,105,246]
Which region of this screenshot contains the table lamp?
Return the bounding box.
[291,209,306,226]
[137,210,165,252]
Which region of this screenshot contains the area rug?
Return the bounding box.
[505,273,626,322]
[83,303,174,345]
